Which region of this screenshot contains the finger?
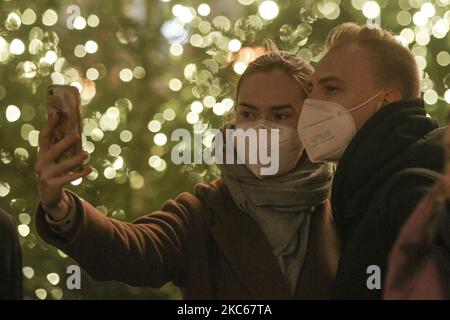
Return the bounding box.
[44,134,81,163]
[47,166,92,189]
[46,151,89,178]
[39,113,60,151]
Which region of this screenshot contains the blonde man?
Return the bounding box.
[298,23,444,299]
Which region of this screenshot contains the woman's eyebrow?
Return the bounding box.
[238,103,259,110]
[270,105,295,111]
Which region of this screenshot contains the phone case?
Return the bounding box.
[47,85,83,171]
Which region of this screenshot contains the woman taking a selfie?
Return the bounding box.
[34,51,340,299]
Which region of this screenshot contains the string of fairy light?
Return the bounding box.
[0,0,448,300]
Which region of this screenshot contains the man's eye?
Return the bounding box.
[274,113,290,120]
[325,86,338,93]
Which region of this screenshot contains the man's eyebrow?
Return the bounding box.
[317,75,345,84]
[238,103,295,111]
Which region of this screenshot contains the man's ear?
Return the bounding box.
[382,89,403,104]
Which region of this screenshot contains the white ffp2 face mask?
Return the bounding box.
[297,91,383,163]
[234,119,304,178]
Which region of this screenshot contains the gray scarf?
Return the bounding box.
[217,156,334,295]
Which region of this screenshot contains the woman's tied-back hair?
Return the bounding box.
[236,46,314,100]
[325,22,420,99]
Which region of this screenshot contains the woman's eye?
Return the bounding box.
[241,111,255,118]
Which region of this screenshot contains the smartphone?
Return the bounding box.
[47,85,83,171]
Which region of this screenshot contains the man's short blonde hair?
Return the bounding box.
[325,23,420,99]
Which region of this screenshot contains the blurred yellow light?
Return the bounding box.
[23,266,34,279]
[119,68,133,82]
[71,178,83,186]
[432,19,449,38]
[42,9,58,26]
[445,89,450,104]
[184,63,197,79]
[423,89,438,105]
[129,171,145,190]
[397,11,412,26]
[362,1,380,19]
[169,78,182,91]
[87,68,99,80]
[198,4,211,16]
[228,39,242,52]
[186,112,199,124]
[22,9,37,25]
[191,101,204,113]
[172,5,194,23]
[6,12,21,30]
[239,0,255,5]
[155,159,167,172]
[113,156,124,169]
[84,141,95,153]
[148,155,162,168]
[18,224,30,237]
[400,28,415,44]
[85,40,98,53]
[190,34,203,47]
[28,130,39,147]
[133,66,146,79]
[91,128,104,141]
[163,108,176,121]
[148,120,162,132]
[259,1,279,20]
[73,16,87,30]
[74,44,86,58]
[6,105,21,122]
[198,21,212,33]
[108,144,122,157]
[47,273,60,285]
[35,289,47,300]
[413,11,428,27]
[415,30,430,46]
[44,50,58,64]
[9,39,25,55]
[213,102,226,116]
[233,61,247,74]
[0,183,10,197]
[415,55,427,70]
[421,3,436,18]
[87,14,100,27]
[437,51,450,66]
[203,96,216,108]
[154,133,168,146]
[170,43,184,56]
[120,130,133,142]
[104,167,117,179]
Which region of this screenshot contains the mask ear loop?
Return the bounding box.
[348,90,384,113]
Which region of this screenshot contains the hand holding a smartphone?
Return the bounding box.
[35,86,92,220]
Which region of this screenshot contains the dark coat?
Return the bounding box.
[36,179,341,299]
[384,183,450,299]
[0,208,22,300]
[331,98,445,299]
